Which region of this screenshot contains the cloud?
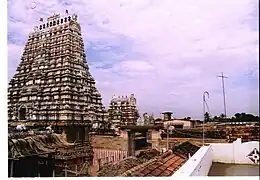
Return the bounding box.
[8,0,259,119]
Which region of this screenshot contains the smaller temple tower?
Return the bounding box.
[107,94,139,126]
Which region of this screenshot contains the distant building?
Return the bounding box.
[162,111,173,121]
[107,94,139,126]
[161,112,202,129]
[164,119,202,129]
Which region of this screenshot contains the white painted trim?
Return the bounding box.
[173,146,213,176]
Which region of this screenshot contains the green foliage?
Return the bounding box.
[204,112,210,123]
[209,112,259,122]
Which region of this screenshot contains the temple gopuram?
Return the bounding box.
[107,94,139,126]
[8,12,107,177]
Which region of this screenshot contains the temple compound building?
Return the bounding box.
[8,12,107,177]
[107,94,139,126]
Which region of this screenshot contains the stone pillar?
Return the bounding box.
[112,156,114,162]
[85,127,90,141]
[127,131,135,157]
[85,161,91,176]
[10,160,14,177]
[64,165,68,177]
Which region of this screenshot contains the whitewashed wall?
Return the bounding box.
[210,138,259,164]
[173,139,259,176]
[173,119,191,128]
[173,146,213,176]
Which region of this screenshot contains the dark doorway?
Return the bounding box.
[19,107,26,120]
[174,125,184,129]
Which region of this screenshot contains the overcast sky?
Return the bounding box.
[8,0,259,119]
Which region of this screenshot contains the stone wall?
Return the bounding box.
[90,135,128,151]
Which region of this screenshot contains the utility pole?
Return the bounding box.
[166,125,169,150]
[203,91,209,146]
[217,72,228,118]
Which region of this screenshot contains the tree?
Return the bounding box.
[204,112,210,122]
[241,112,246,117]
[233,113,258,122]
[213,116,219,122]
[234,113,241,119]
[219,113,225,120]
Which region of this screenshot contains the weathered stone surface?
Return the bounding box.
[8,13,106,123]
[7,13,105,177]
[107,94,139,126]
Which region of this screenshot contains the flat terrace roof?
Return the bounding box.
[208,162,259,176]
[162,111,173,114]
[8,120,93,127]
[120,125,163,131]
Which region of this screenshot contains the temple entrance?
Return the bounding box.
[19,107,26,120]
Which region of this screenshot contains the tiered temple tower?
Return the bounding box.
[8,11,106,175]
[8,13,107,126]
[7,13,108,176]
[107,94,139,126]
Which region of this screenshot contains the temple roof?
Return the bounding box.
[8,133,71,159]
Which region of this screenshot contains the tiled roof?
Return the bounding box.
[97,149,160,177]
[172,141,200,159]
[97,156,140,177]
[8,133,71,159]
[123,150,185,176]
[136,148,160,163]
[8,133,93,161]
[122,141,199,177]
